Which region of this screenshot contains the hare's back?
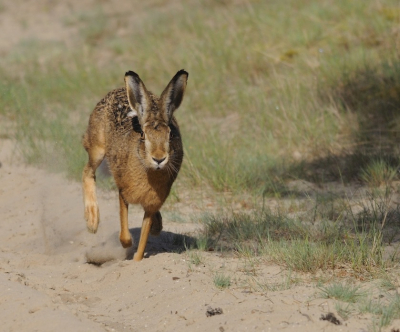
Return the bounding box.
[101,88,139,136]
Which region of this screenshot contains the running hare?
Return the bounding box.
[82,70,188,261]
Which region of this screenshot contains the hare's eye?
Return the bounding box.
[140,132,145,140]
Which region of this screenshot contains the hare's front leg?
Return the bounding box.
[119,192,133,248]
[82,146,104,233]
[134,211,154,261]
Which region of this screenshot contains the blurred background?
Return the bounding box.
[1,0,400,195]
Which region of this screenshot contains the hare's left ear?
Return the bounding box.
[160,69,188,121]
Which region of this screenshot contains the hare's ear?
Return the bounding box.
[124,71,151,123]
[160,69,188,121]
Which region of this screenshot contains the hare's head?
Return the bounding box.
[124,70,188,171]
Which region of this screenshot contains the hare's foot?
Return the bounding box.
[119,231,133,248]
[83,161,102,234]
[150,211,162,236]
[85,202,100,233]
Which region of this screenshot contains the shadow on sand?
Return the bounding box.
[85,228,196,266]
[125,227,195,260]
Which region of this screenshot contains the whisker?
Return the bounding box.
[166,164,172,178]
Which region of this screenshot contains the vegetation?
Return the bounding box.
[198,185,400,275]
[318,282,400,331]
[0,0,399,189]
[213,272,231,289]
[319,282,364,303]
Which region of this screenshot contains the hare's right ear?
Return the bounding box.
[124,71,151,124]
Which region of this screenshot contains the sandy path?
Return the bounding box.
[1,139,393,331]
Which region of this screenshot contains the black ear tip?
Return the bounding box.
[125,70,140,79]
[177,69,188,77]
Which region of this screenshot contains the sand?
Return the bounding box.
[2,139,397,331]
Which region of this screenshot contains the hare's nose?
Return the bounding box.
[152,157,166,165]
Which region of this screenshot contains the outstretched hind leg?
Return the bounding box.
[82,145,105,233]
[150,211,162,236]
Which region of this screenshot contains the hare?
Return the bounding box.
[82,69,188,261]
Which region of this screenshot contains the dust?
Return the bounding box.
[85,237,127,266]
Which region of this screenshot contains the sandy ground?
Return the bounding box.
[1,138,392,332]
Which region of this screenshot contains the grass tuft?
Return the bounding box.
[213,273,231,290]
[359,159,398,186]
[319,282,364,303]
[187,250,203,266]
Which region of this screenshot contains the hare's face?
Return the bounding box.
[139,122,171,170]
[125,69,188,171]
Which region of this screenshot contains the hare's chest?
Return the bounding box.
[118,171,172,211]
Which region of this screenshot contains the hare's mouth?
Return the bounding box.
[153,163,166,171]
[150,156,168,170]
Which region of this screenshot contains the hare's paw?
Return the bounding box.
[119,232,133,248]
[84,203,100,233]
[133,252,144,262]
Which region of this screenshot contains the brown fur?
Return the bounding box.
[82,70,188,261]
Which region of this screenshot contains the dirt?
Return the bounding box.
[1,1,400,331]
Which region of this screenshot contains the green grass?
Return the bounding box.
[213,272,231,289]
[316,280,400,330]
[368,294,400,331]
[335,302,354,321]
[198,183,400,275]
[0,54,118,179]
[195,235,212,251]
[2,0,400,193]
[359,159,398,187]
[187,250,203,266]
[319,282,364,303]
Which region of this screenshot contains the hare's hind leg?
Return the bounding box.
[150,211,162,236]
[134,211,154,261]
[119,192,133,248]
[82,144,105,233]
